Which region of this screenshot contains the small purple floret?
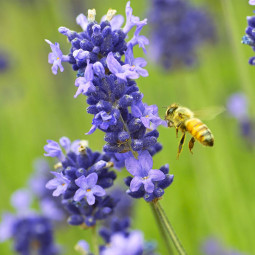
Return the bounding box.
[45,39,66,75]
[132,102,167,130]
[125,151,165,193]
[74,173,106,205]
[74,62,96,98]
[46,172,70,197]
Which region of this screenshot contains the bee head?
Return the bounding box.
[166,103,179,117]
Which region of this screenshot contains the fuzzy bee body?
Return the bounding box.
[165,103,214,158]
[185,118,214,147]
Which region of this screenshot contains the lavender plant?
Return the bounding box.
[0,189,60,255]
[44,2,185,254]
[227,93,255,147]
[241,2,255,65]
[148,0,215,70]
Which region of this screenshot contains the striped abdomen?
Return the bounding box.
[185,118,214,146]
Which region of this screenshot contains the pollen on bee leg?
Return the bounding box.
[106,9,117,21]
[106,161,114,168]
[88,9,96,22]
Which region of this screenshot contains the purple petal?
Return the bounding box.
[52,185,66,197]
[60,136,71,152]
[75,175,88,189]
[86,193,96,205]
[143,179,154,193]
[86,173,98,187]
[125,155,140,176]
[106,52,123,75]
[11,189,32,211]
[111,15,125,30]
[92,185,106,196]
[130,177,143,192]
[133,57,147,68]
[141,116,151,129]
[74,188,86,202]
[45,178,59,190]
[131,104,143,118]
[73,49,89,61]
[149,169,165,181]
[76,14,88,30]
[125,45,134,65]
[86,125,97,135]
[139,151,153,172]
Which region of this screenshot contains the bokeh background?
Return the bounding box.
[0,0,255,254]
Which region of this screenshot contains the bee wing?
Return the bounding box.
[194,106,225,120]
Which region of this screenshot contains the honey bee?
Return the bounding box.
[165,103,215,159]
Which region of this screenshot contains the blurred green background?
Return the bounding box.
[1,0,255,254]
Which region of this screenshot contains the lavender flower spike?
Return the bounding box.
[249,0,255,5]
[46,172,71,196]
[125,151,165,193]
[74,173,106,205]
[74,62,96,98]
[45,39,69,75]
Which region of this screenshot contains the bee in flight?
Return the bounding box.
[165,103,215,159]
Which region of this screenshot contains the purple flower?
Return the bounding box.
[44,140,65,161]
[249,0,255,5]
[10,189,32,213]
[74,173,106,205]
[132,102,167,130]
[75,240,90,254]
[46,172,70,197]
[87,109,119,134]
[124,45,149,78]
[101,231,144,255]
[101,14,124,30]
[127,22,149,53]
[0,213,15,242]
[227,93,248,120]
[76,13,88,31]
[106,52,139,81]
[74,62,96,98]
[40,198,65,221]
[45,39,66,75]
[123,1,147,34]
[125,151,165,193]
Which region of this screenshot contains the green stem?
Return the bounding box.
[91,226,99,255]
[152,200,187,255]
[150,202,175,254]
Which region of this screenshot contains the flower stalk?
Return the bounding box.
[91,226,99,255]
[151,199,187,255]
[150,202,174,254]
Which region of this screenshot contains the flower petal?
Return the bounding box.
[75,175,88,189]
[74,188,86,202]
[130,177,143,192]
[139,151,153,172]
[86,173,98,187]
[92,185,106,196]
[125,155,140,176]
[149,169,165,181]
[143,179,154,193]
[86,193,96,205]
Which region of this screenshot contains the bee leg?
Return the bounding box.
[188,137,195,154]
[176,128,178,138]
[177,132,186,159]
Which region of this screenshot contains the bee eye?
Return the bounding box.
[168,108,174,114]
